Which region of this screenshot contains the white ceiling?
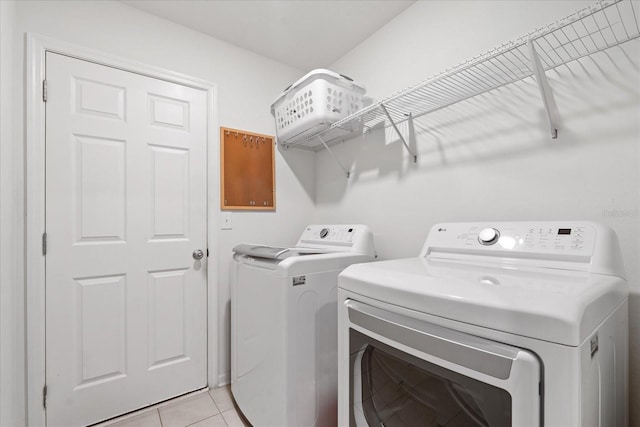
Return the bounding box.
[121,0,415,71]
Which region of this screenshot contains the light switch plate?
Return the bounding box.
[220,212,232,230]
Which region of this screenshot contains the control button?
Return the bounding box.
[319,228,329,239]
[478,228,500,245]
[479,276,500,286]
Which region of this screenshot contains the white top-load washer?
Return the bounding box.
[231,225,376,427]
[338,221,628,427]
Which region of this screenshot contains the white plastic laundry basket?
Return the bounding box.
[270,69,366,148]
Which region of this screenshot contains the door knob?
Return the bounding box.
[193,249,205,260]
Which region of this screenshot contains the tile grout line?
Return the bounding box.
[97,387,240,427]
[207,389,226,425]
[206,389,222,415]
[184,413,229,427]
[97,388,211,427]
[178,391,227,427]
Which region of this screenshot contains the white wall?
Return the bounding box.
[1,2,21,426]
[319,0,640,424]
[11,0,314,418]
[7,0,639,424]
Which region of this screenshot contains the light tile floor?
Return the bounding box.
[95,386,251,427]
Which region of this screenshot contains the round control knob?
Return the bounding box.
[320,228,330,239]
[478,228,500,245]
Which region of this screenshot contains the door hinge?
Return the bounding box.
[206,248,209,257]
[42,384,47,409]
[42,232,47,255]
[42,80,47,102]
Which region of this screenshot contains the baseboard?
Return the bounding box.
[217,371,230,387]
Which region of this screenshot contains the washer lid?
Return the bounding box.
[339,257,627,346]
[232,244,325,260]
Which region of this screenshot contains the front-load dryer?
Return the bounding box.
[338,221,628,427]
[231,225,376,427]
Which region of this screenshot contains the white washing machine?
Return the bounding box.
[338,221,628,427]
[231,224,376,427]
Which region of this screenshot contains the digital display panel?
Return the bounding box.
[558,228,572,235]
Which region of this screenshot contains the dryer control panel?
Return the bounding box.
[422,221,625,277]
[459,224,592,252]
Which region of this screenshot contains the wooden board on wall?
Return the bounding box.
[220,127,275,210]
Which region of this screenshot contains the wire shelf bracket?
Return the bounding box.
[528,39,559,139]
[381,104,418,163]
[316,134,351,178]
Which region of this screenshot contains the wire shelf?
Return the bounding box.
[282,0,639,176]
[331,0,639,133]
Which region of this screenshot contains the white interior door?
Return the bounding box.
[45,52,208,427]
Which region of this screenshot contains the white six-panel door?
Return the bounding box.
[45,52,208,427]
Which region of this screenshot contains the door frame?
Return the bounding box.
[25,33,220,426]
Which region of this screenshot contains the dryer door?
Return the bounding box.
[345,300,541,427]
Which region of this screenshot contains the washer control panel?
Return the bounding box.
[296,224,376,257]
[301,225,356,245]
